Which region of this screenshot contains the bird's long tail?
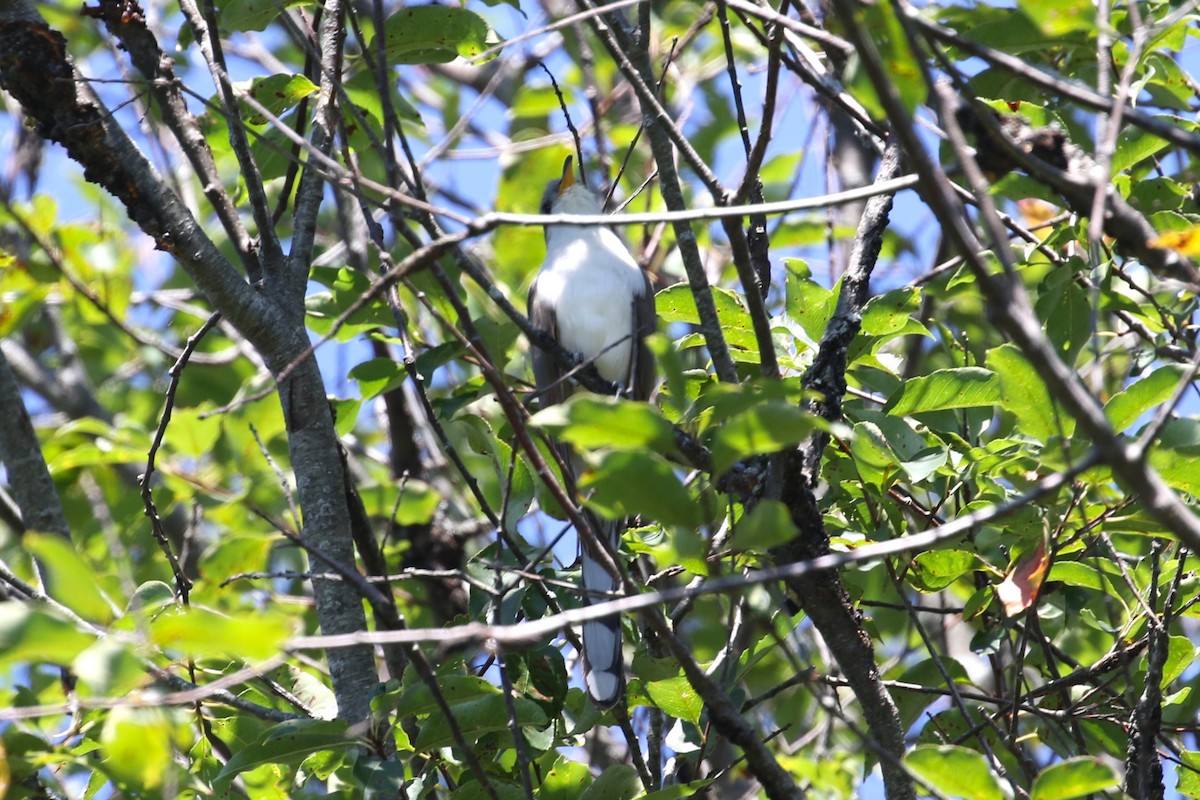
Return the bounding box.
[580,511,624,708]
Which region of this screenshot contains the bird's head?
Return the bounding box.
[540,155,603,217]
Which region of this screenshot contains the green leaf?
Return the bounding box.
[581,450,700,529]
[885,367,1001,415]
[910,550,978,592]
[1129,177,1187,213]
[163,406,223,458]
[0,603,95,667]
[903,745,1004,800]
[305,267,393,339]
[391,674,499,717]
[1162,635,1196,687]
[989,343,1073,441]
[394,479,439,526]
[24,532,115,624]
[100,706,185,790]
[329,397,362,437]
[647,332,695,417]
[709,402,816,475]
[960,9,1085,53]
[351,756,409,794]
[848,4,923,116]
[1139,59,1199,111]
[1104,364,1189,431]
[374,6,500,65]
[1029,756,1119,799]
[243,74,318,125]
[1019,0,1095,35]
[539,756,594,800]
[1148,439,1200,496]
[305,293,387,340]
[72,638,145,697]
[454,414,535,530]
[452,781,528,800]
[1037,271,1091,366]
[1111,127,1169,174]
[46,434,148,470]
[219,0,311,31]
[626,525,708,578]
[1180,751,1200,798]
[214,719,351,789]
[1159,418,1200,449]
[859,287,928,338]
[735,500,798,552]
[1047,561,1106,591]
[150,606,291,660]
[784,260,836,345]
[962,584,994,621]
[349,357,406,401]
[416,695,547,750]
[641,781,718,800]
[656,283,758,354]
[644,676,702,724]
[689,377,805,426]
[249,121,298,184]
[759,151,804,200]
[127,580,176,614]
[850,420,897,490]
[343,68,422,125]
[579,764,642,800]
[529,395,675,453]
[857,411,948,483]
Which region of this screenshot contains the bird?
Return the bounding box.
[527,155,656,707]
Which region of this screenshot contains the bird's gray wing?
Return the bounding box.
[630,270,657,402]
[528,274,567,408]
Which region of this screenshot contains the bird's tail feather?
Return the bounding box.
[556,445,625,708]
[580,511,623,708]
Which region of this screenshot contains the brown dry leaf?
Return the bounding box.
[996,535,1050,617]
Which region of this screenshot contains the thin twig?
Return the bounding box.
[138,312,221,602]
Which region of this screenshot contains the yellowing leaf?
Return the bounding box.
[1017,198,1059,237]
[1150,225,1200,256]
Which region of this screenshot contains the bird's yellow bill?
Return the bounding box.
[558,155,576,193]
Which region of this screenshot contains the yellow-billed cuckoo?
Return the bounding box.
[528,156,655,707]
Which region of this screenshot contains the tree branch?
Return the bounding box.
[773,142,915,800]
[0,345,69,538]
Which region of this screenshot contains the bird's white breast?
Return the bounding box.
[537,225,645,387]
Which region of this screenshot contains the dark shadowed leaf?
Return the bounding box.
[710,402,817,475]
[581,451,700,529]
